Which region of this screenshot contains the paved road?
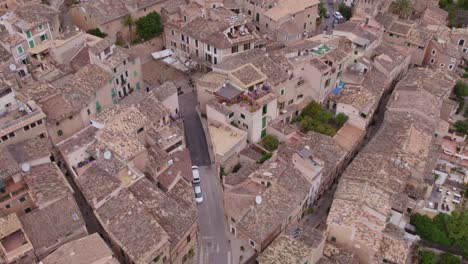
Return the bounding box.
[179,91,231,264]
[317,0,336,34]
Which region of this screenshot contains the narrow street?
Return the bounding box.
[179,91,231,264]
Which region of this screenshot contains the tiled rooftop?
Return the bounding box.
[257,225,324,264]
[24,163,73,207]
[128,178,198,248]
[41,233,118,264]
[95,189,169,264]
[7,137,52,164]
[20,196,85,251]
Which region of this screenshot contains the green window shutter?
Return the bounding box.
[262,105,267,115]
[96,101,101,112]
[136,82,140,90]
[113,98,118,104]
[262,116,267,128]
[93,91,97,97]
[261,129,267,138]
[17,45,23,54]
[214,57,217,64]
[133,70,137,77]
[132,59,136,65]
[26,31,31,38]
[111,88,115,98]
[38,25,43,30]
[28,40,34,48]
[280,89,284,95]
[109,79,112,84]
[57,129,63,137]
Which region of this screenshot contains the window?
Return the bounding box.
[5,204,10,209]
[430,58,435,64]
[28,40,34,48]
[448,64,454,70]
[324,78,331,88]
[262,116,266,128]
[24,208,32,213]
[87,109,91,115]
[96,101,101,112]
[37,120,43,125]
[38,25,43,30]
[248,10,251,15]
[39,133,45,139]
[187,234,191,243]
[136,82,141,90]
[354,50,358,55]
[463,47,468,53]
[244,43,251,50]
[19,196,26,203]
[123,60,127,66]
[458,39,465,46]
[249,239,255,248]
[30,122,36,128]
[184,16,187,22]
[181,34,185,41]
[17,45,24,54]
[432,49,436,55]
[24,125,30,131]
[195,39,198,47]
[133,70,138,77]
[297,94,303,99]
[262,105,267,115]
[280,89,284,95]
[228,112,234,118]
[214,57,217,64]
[207,45,210,51]
[40,33,48,42]
[288,99,294,105]
[231,45,239,53]
[171,29,174,36]
[8,132,15,138]
[186,36,190,44]
[241,113,245,119]
[57,130,63,137]
[25,31,31,38]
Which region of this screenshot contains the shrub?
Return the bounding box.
[261,135,279,151]
[455,120,468,135]
[440,253,461,264]
[419,251,436,264]
[257,152,272,164]
[338,4,352,20]
[135,11,163,41]
[334,113,349,128]
[86,28,107,38]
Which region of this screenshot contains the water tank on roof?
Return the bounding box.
[21,163,30,172]
[255,195,262,205]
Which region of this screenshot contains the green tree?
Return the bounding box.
[86,28,107,38]
[391,0,413,19]
[338,4,352,20]
[455,120,468,135]
[301,101,322,118]
[410,214,451,246]
[439,0,453,9]
[334,113,349,127]
[440,253,461,264]
[135,11,163,41]
[454,81,468,99]
[261,135,279,151]
[122,15,135,43]
[419,251,436,264]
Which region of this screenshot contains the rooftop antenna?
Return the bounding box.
[255,195,262,205]
[21,163,30,172]
[103,150,112,160]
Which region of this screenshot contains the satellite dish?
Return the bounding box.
[9,64,16,71]
[255,195,262,205]
[103,150,112,160]
[21,163,30,172]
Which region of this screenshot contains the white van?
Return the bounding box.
[452,199,460,204]
[191,166,201,185]
[454,193,461,199]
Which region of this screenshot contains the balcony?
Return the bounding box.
[0,179,29,203]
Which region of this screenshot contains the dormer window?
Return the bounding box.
[104,47,111,56]
[458,39,465,46]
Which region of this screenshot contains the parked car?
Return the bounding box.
[192,165,201,185]
[437,187,443,192]
[333,11,344,21]
[324,11,330,18]
[194,185,203,204]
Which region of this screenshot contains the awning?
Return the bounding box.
[331,81,345,95]
[28,42,53,54]
[152,49,174,60]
